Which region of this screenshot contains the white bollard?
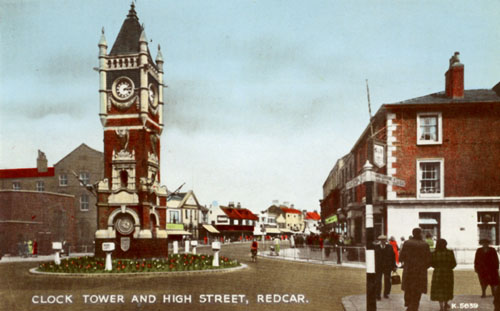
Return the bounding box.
[185,240,190,253]
[212,241,221,267]
[102,242,115,272]
[105,252,113,271]
[173,241,179,254]
[191,240,198,255]
[52,242,62,265]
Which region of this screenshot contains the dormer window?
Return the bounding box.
[417,112,442,145]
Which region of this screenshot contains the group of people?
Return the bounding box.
[17,239,38,257]
[375,227,500,311]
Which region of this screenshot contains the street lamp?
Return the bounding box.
[362,161,376,311]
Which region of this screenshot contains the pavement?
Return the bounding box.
[342,294,493,311]
[0,252,93,263]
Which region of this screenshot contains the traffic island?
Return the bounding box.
[33,254,240,274]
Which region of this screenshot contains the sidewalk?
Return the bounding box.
[342,294,493,311]
[0,253,93,263]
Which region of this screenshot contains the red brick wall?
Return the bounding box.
[0,191,76,255]
[391,103,500,197]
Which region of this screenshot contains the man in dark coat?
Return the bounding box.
[399,228,432,311]
[375,235,397,300]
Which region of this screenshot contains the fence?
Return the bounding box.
[261,244,492,266]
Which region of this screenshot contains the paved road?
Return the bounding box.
[0,242,485,311]
[1,242,366,311]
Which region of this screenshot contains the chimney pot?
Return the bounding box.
[445,51,464,99]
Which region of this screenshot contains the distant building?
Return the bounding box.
[303,211,321,235]
[0,144,103,251]
[166,190,209,239]
[208,202,257,241]
[265,202,305,235]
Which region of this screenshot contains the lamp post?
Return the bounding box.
[346,159,405,311]
[363,161,376,311]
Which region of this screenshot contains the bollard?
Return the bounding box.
[173,241,179,254]
[191,240,198,255]
[212,241,221,267]
[102,242,115,272]
[52,242,62,265]
[185,240,190,253]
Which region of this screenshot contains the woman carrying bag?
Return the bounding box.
[430,239,457,311]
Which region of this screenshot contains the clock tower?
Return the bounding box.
[95,3,169,258]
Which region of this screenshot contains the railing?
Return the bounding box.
[261,243,365,265]
[259,245,489,265]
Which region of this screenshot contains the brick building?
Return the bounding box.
[0,144,103,251]
[0,191,76,256]
[324,52,500,248]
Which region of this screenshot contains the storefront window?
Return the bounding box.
[419,212,440,240]
[478,212,498,245]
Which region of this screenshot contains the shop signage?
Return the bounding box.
[167,223,184,230]
[325,215,338,224]
[373,143,385,168]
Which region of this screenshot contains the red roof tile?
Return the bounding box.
[281,207,302,214]
[221,207,258,220]
[306,211,321,220]
[0,167,55,179]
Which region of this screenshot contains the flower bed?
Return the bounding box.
[37,254,239,273]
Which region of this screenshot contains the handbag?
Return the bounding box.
[391,271,401,285]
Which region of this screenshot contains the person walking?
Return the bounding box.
[474,238,499,297]
[399,227,432,311]
[389,236,400,266]
[430,239,456,311]
[250,239,258,262]
[375,235,397,300]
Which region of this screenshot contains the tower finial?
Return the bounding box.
[101,27,105,35]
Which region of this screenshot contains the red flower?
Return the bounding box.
[121,265,125,269]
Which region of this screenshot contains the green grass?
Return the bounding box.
[37,254,239,273]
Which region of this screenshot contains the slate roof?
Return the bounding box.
[384,89,500,107]
[109,4,143,56]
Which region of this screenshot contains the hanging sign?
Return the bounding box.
[373,143,386,168]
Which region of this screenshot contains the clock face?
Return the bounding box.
[148,84,158,107]
[112,77,134,100]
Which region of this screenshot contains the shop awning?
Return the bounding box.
[265,227,281,234]
[419,218,438,225]
[167,230,192,235]
[202,224,220,234]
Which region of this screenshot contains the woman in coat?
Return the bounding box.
[431,239,457,311]
[389,236,400,265]
[474,238,499,297]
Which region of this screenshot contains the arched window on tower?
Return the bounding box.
[120,170,128,188]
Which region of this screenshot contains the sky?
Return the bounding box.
[1,0,500,214]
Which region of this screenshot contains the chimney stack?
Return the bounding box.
[445,51,464,99]
[37,150,48,173]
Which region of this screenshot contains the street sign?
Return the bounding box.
[373,173,406,187]
[346,174,366,189]
[102,242,115,252]
[346,171,405,189]
[373,143,386,168]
